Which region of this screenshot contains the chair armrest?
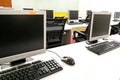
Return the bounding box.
[73,31,85,37]
[73,31,87,42]
[111,24,118,28]
[73,31,86,40]
[110,25,119,35]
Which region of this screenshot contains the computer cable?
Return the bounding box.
[46,50,62,59]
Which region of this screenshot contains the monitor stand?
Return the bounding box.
[86,40,98,45]
[10,58,26,66]
[0,57,33,69]
[69,21,74,23]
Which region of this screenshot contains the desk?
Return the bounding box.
[111,20,119,25]
[1,35,120,80]
[64,23,88,30]
[31,34,120,80]
[65,21,118,30]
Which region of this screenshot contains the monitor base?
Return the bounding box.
[0,57,33,69]
[10,58,26,66]
[86,40,98,45]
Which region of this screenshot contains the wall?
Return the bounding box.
[12,0,79,12]
[79,0,120,17]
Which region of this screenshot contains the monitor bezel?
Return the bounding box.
[88,12,111,41]
[46,10,54,19]
[0,10,46,64]
[68,10,79,22]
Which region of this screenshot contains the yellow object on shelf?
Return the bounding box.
[29,10,36,15]
[54,12,68,18]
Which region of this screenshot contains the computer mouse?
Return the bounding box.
[61,56,75,66]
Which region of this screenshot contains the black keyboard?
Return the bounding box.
[0,59,63,80]
[86,41,120,55]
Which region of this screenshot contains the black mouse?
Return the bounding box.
[61,56,75,66]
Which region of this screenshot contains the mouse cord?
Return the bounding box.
[46,50,62,59]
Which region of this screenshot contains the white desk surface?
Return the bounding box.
[65,21,119,31]
[111,21,119,25]
[32,34,120,80]
[65,23,88,30]
[1,35,120,80]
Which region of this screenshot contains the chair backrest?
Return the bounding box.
[110,22,120,35]
[55,16,64,19]
[46,18,67,48]
[85,10,92,22]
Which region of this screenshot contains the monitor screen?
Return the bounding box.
[68,10,78,20]
[114,12,120,20]
[88,12,111,42]
[46,10,53,19]
[0,10,46,64]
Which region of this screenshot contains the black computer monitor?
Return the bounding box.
[68,10,79,23]
[68,10,78,20]
[0,10,46,65]
[88,12,111,43]
[46,10,54,19]
[114,12,120,21]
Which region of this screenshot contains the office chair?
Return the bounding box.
[47,17,66,26]
[73,25,89,42]
[46,18,67,48]
[54,16,64,19]
[54,17,67,24]
[110,22,120,35]
[73,11,92,42]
